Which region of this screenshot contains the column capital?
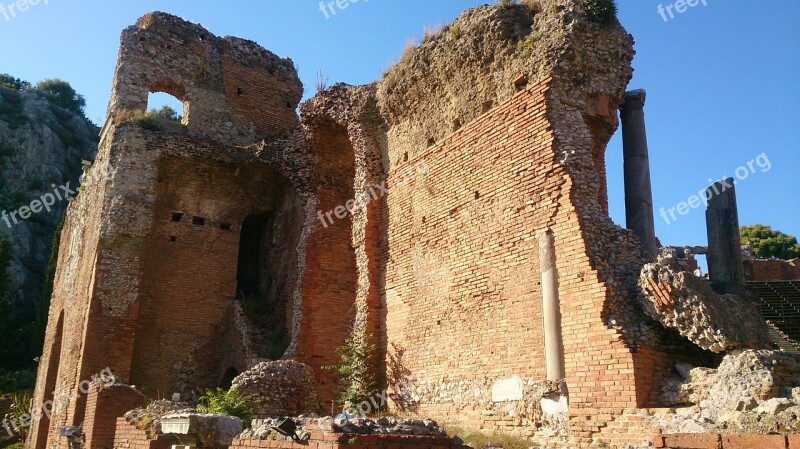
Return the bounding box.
[621,89,646,111]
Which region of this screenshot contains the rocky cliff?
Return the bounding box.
[0,79,98,365]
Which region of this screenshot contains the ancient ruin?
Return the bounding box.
[26,1,800,449]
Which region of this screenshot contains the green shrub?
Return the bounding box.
[0,74,31,91]
[197,387,255,426]
[0,88,29,129]
[36,79,85,114]
[581,0,618,26]
[0,239,37,373]
[28,178,44,191]
[324,328,377,410]
[125,107,183,131]
[0,370,36,394]
[4,391,33,439]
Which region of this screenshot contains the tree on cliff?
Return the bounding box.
[0,73,31,91]
[740,224,800,260]
[36,79,86,114]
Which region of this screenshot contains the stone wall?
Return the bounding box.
[108,12,302,144]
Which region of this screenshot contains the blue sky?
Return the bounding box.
[1,0,798,256]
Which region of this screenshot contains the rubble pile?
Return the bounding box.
[231,360,320,416]
[659,350,800,433]
[238,416,448,440]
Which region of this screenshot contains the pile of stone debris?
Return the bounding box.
[239,415,448,440]
[658,349,800,434]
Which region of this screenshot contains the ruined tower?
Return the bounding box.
[29,3,777,449]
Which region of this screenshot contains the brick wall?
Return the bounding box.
[221,57,302,138]
[382,80,567,432]
[84,386,146,449]
[378,77,685,440]
[744,258,800,281]
[112,418,178,449]
[297,123,359,407]
[131,156,302,397]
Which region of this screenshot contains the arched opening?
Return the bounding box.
[145,91,187,126]
[236,213,273,297]
[236,211,291,360]
[220,367,239,390]
[35,311,64,449]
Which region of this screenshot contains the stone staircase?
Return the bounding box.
[747,280,800,345]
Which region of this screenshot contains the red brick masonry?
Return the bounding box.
[653,433,800,449]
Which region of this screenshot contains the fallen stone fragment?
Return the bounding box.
[638,250,773,352]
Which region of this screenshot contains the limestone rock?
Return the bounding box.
[124,400,194,437]
[161,412,243,447]
[638,251,773,352]
[660,350,800,420]
[0,86,98,308]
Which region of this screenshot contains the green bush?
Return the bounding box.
[581,0,618,26]
[324,328,377,410]
[0,73,31,90]
[197,387,255,426]
[36,79,85,114]
[4,391,33,439]
[0,88,29,130]
[0,369,36,394]
[125,107,183,131]
[0,238,37,372]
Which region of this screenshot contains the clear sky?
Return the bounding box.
[1,0,798,256]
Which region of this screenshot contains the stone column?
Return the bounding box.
[620,89,658,259]
[538,230,565,381]
[706,178,745,295]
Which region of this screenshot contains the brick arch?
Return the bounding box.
[33,310,64,449]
